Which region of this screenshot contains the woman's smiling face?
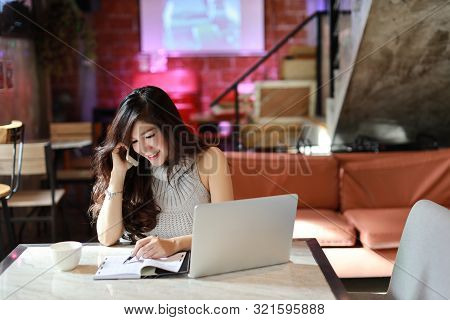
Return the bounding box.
[130,120,167,167]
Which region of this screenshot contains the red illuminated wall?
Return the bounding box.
[93,0,308,111]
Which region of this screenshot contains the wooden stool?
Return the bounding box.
[0,184,15,257]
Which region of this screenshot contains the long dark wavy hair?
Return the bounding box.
[89,86,209,241]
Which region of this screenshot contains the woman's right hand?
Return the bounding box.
[111,142,132,177]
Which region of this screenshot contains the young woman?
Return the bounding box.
[90,86,234,259]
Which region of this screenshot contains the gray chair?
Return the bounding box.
[349,200,450,300]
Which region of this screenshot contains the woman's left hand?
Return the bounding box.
[132,236,177,259]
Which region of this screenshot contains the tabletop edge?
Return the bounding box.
[299,238,350,300]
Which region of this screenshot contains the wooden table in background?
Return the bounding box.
[50,139,92,150]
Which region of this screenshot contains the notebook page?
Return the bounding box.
[142,252,186,273]
[94,256,143,280]
[94,252,187,280]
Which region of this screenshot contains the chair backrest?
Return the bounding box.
[0,121,24,197]
[226,152,339,210]
[0,142,50,176]
[339,150,450,211]
[388,200,450,299]
[50,122,92,143]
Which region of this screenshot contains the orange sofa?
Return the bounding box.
[226,149,450,278]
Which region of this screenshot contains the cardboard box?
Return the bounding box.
[241,123,303,149]
[281,45,316,80]
[253,80,316,123]
[281,58,316,80]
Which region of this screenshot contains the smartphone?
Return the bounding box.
[126,146,139,167]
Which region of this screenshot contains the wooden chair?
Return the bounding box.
[50,122,92,144]
[0,141,65,243]
[50,122,94,182]
[50,123,95,238]
[0,121,24,256]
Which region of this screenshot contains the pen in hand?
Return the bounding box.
[123,251,142,264]
[123,249,138,264]
[122,254,134,264]
[123,235,158,264]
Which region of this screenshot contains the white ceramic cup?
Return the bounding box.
[50,241,82,271]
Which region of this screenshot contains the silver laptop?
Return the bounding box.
[188,194,298,278]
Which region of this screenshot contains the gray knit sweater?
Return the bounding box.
[143,157,211,238]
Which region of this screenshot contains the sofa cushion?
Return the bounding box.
[323,247,397,278]
[226,152,339,210]
[293,208,356,246]
[344,208,410,249]
[340,151,450,211]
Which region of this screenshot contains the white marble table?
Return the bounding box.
[0,239,348,300]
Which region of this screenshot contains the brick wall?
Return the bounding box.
[0,38,41,139]
[92,0,308,111]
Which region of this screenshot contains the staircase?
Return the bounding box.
[330,0,450,150]
[210,0,450,152]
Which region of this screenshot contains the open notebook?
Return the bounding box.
[94,252,189,280]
